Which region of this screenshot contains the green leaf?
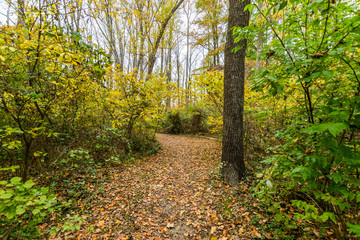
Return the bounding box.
[244,4,255,14]
[278,1,288,11]
[304,122,348,137]
[346,223,360,237]
[275,213,283,222]
[339,202,351,211]
[322,70,333,77]
[32,208,41,215]
[351,28,360,34]
[291,166,307,174]
[10,177,22,185]
[321,212,330,221]
[266,180,273,188]
[50,229,57,235]
[329,213,336,223]
[16,206,26,215]
[321,9,329,16]
[0,165,20,171]
[328,122,348,137]
[23,180,35,189]
[0,192,12,199]
[327,173,342,183]
[312,71,321,79]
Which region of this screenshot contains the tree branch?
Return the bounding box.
[146,0,185,80]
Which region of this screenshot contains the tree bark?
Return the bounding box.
[221,0,250,186]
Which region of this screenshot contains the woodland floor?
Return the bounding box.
[49,134,271,240]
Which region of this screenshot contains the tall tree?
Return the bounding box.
[221,0,250,185]
[146,0,184,80]
[194,0,227,67]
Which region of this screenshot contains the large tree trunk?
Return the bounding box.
[221,0,250,186]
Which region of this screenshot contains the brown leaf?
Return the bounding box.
[310,51,327,58]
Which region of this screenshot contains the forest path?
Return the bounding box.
[80,134,257,240]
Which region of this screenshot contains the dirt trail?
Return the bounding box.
[80,134,254,240]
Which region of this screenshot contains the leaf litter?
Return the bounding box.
[48,134,271,239]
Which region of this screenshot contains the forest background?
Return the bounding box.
[0,0,360,238]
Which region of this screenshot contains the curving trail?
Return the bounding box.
[74,134,259,240]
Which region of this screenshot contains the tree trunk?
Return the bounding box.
[6,0,11,25]
[161,39,164,76]
[22,140,31,182]
[146,0,184,80]
[255,2,264,71]
[115,20,125,71]
[166,37,172,109]
[135,2,145,79]
[221,0,250,186]
[17,0,26,26]
[176,46,181,104]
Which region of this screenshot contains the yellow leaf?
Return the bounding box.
[34,152,41,157]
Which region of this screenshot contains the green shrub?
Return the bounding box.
[162,106,209,134]
[255,124,360,238]
[166,110,183,134]
[0,177,57,238]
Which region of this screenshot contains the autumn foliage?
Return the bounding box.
[0,16,168,237]
[1,0,360,238]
